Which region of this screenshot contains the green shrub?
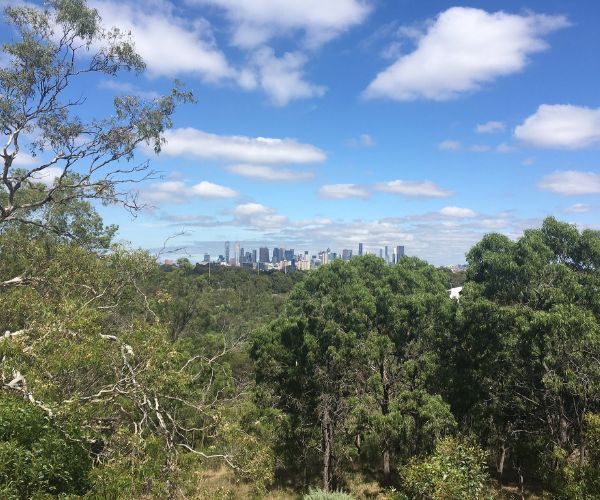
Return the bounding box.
[0,395,91,498]
[401,437,492,499]
[303,487,354,499]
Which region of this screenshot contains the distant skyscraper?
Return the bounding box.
[358,243,363,256]
[396,245,405,261]
[385,246,389,263]
[284,249,294,261]
[224,241,230,263]
[272,247,280,263]
[342,249,352,260]
[259,247,270,263]
[252,249,257,263]
[234,242,240,266]
[203,253,210,262]
[379,249,383,258]
[240,247,245,263]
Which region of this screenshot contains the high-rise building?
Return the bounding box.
[319,250,329,265]
[358,242,363,256]
[396,245,405,261]
[252,249,257,263]
[203,253,210,262]
[259,247,270,263]
[272,247,280,263]
[240,247,245,264]
[224,241,230,264]
[342,249,352,260]
[284,249,294,261]
[385,246,389,263]
[234,242,240,266]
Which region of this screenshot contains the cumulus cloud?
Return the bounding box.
[189,0,371,49]
[438,140,462,151]
[92,0,234,81]
[538,171,600,195]
[228,164,315,181]
[158,128,326,165]
[564,203,592,214]
[318,184,369,199]
[375,180,453,198]
[440,206,477,218]
[514,105,600,149]
[232,202,288,228]
[144,180,238,203]
[364,7,568,101]
[476,121,505,133]
[247,48,326,106]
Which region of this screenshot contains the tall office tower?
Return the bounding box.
[259,247,270,263]
[234,242,240,266]
[385,246,389,263]
[224,241,230,264]
[240,247,245,264]
[358,242,363,256]
[319,250,328,265]
[272,247,280,263]
[252,249,257,263]
[284,249,294,261]
[203,253,210,263]
[379,249,383,258]
[396,245,405,260]
[342,249,352,260]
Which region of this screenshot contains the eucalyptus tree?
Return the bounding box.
[458,217,600,488]
[0,0,192,235]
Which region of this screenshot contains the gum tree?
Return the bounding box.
[0,0,192,236]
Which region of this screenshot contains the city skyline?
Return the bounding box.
[175,240,408,271]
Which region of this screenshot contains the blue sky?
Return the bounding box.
[5,0,600,264]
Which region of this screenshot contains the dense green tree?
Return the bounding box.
[0,0,192,234]
[455,217,600,491]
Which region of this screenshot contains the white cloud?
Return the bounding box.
[514,105,600,149]
[30,166,63,186]
[12,152,38,167]
[232,202,288,228]
[470,144,491,153]
[233,202,272,217]
[440,206,477,218]
[144,180,238,203]
[189,0,371,49]
[365,7,568,101]
[438,140,462,151]
[476,121,505,133]
[92,0,235,82]
[375,180,453,198]
[538,171,600,196]
[228,164,315,181]
[159,128,326,165]
[318,183,369,199]
[564,203,592,214]
[98,79,160,100]
[248,48,326,106]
